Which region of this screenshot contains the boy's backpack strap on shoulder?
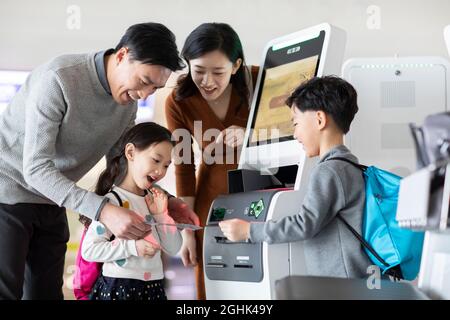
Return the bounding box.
[326,157,368,171]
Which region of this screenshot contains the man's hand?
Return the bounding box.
[99,202,152,240]
[167,197,200,226]
[219,219,250,242]
[136,239,160,259]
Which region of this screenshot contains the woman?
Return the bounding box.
[165,22,258,300]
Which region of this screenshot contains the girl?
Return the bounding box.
[165,22,258,299]
[80,122,182,300]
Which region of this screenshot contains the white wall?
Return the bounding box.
[1,0,450,70]
[1,0,449,196]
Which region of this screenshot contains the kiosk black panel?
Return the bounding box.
[204,190,280,282]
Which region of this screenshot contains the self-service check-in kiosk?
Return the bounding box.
[203,23,347,299]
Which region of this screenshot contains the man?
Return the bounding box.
[0,22,198,300]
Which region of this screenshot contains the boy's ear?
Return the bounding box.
[316,111,327,131]
[124,143,135,161]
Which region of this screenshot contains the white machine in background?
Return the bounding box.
[342,56,450,177]
[395,27,450,300]
[396,113,450,299]
[445,25,450,57]
[203,23,346,300]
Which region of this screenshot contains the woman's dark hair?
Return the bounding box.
[114,22,185,72]
[286,76,359,134]
[175,23,250,112]
[79,122,175,228]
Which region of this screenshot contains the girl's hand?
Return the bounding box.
[135,239,160,258]
[180,229,198,267]
[145,187,168,215]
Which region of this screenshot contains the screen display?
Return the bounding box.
[248,30,326,146]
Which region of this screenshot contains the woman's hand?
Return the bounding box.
[216,125,246,148]
[180,229,198,267]
[167,197,200,226]
[145,187,168,215]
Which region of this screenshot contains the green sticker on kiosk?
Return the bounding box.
[249,199,265,218]
[211,207,226,221]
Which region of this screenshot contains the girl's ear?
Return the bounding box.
[232,58,242,75]
[316,111,327,131]
[124,143,135,161]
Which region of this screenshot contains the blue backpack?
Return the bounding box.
[328,157,425,281]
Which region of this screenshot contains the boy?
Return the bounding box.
[219,76,372,278]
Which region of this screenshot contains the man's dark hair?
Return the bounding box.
[114,22,185,71]
[286,76,359,134]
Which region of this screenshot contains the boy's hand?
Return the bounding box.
[219,219,250,242]
[135,239,160,258]
[145,188,168,215]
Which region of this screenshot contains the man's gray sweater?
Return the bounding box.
[250,145,372,278]
[0,53,136,220]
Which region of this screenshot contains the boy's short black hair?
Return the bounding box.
[286,76,358,134]
[115,22,185,72]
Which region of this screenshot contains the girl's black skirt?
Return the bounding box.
[89,275,167,301]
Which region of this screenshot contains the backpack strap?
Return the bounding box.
[327,157,404,279]
[339,213,404,279]
[326,157,388,266]
[106,190,124,241]
[336,215,390,268]
[327,156,387,266]
[109,190,123,207]
[326,157,368,171]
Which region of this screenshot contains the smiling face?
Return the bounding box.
[291,105,321,157]
[189,49,241,102]
[125,141,173,191]
[108,47,172,105]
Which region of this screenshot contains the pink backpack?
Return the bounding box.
[73,228,103,300]
[73,191,122,300]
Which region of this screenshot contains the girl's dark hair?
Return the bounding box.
[175,23,250,112]
[79,122,175,228]
[114,22,185,72]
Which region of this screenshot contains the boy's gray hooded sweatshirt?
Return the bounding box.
[250,145,372,278]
